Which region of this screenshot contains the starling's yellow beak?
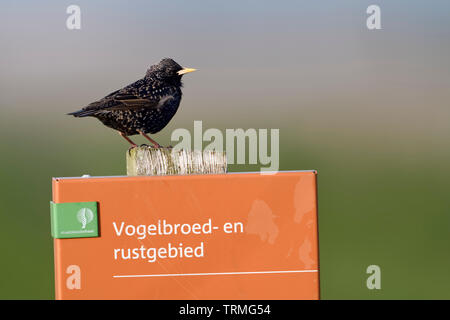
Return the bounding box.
[177,68,197,75]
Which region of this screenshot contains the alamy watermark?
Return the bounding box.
[67,5,382,31]
[366,264,381,290]
[171,121,279,174]
[366,5,381,30]
[66,5,81,30]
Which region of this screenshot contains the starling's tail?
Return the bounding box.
[67,109,95,117]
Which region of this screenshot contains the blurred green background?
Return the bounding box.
[1,0,449,299]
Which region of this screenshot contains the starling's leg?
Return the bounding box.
[137,130,161,148]
[118,132,137,147]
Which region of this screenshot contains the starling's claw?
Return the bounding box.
[127,145,137,156]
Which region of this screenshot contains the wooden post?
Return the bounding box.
[126,146,227,176]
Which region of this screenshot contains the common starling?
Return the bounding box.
[68,58,196,147]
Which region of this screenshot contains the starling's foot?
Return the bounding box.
[127,145,137,156]
[139,143,163,149]
[138,130,161,148]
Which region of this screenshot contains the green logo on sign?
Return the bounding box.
[50,201,99,239]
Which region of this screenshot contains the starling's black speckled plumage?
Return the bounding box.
[68,58,196,146]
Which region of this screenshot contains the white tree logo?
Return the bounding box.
[77,208,94,229]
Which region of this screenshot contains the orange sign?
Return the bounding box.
[52,171,319,299]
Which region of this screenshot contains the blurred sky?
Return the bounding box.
[0,0,450,299]
[1,0,449,145]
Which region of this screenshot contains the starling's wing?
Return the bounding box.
[68,80,174,117]
[96,83,178,111]
[106,93,161,110]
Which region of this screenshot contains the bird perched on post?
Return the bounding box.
[68,58,196,147]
